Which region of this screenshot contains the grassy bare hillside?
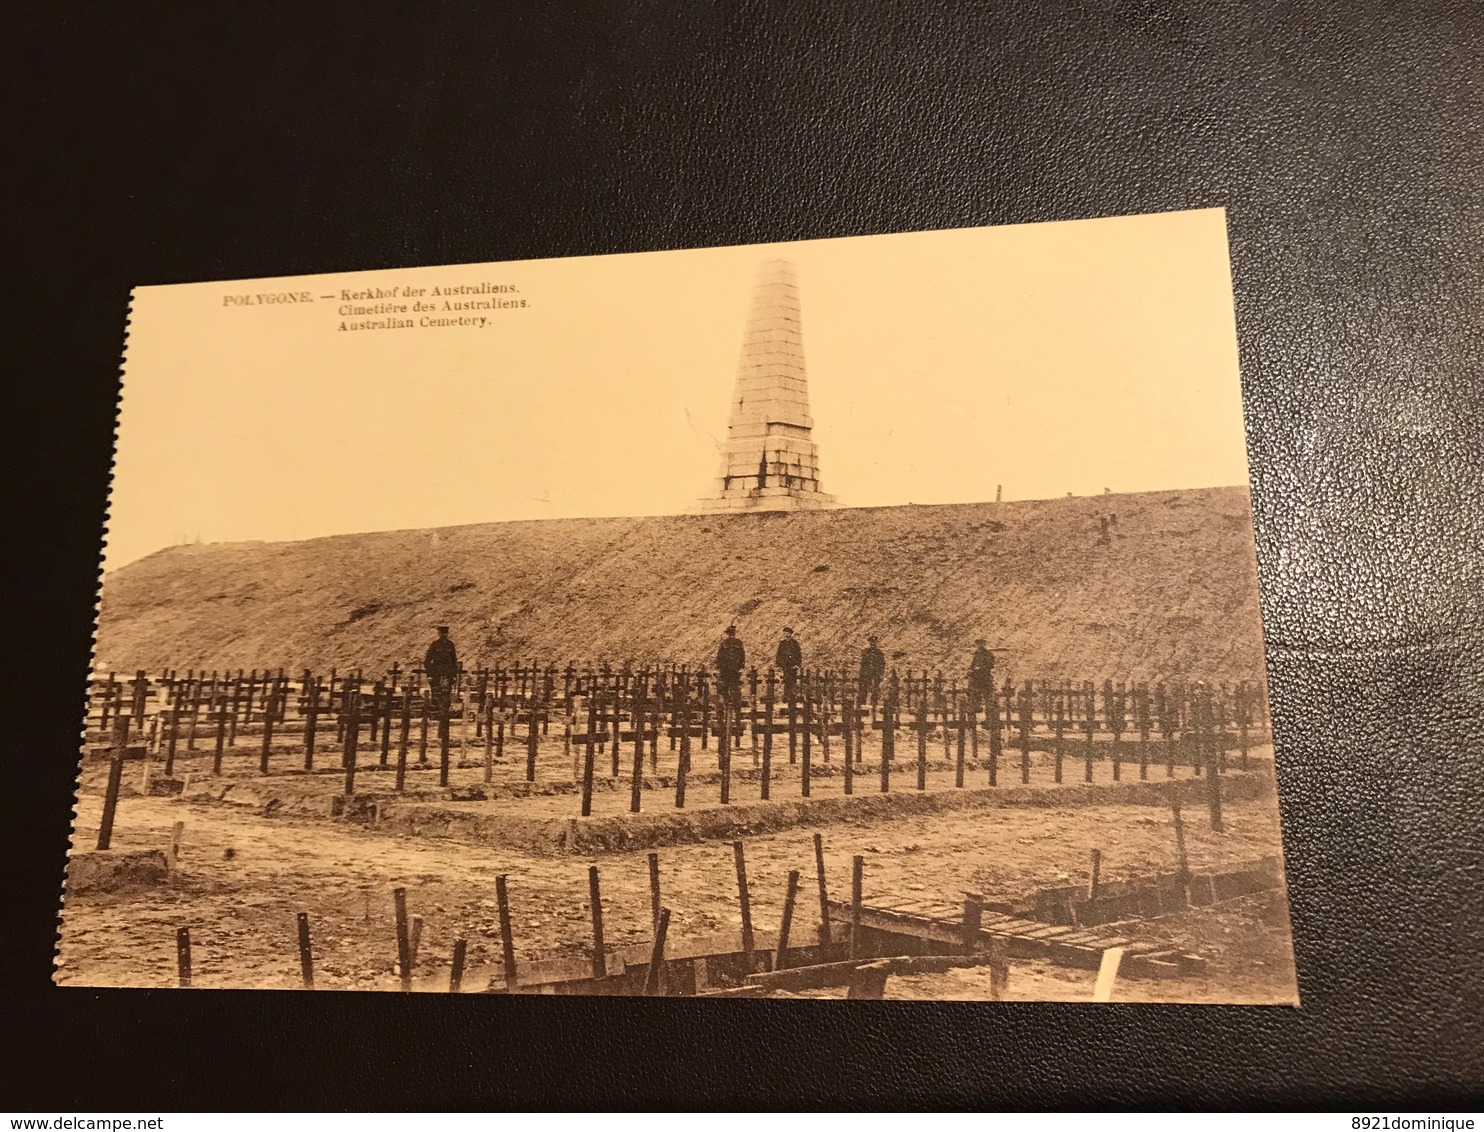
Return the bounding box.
[95,487,1269,683]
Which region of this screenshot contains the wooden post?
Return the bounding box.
[565,703,577,780]
[581,697,597,817]
[819,674,831,764]
[955,693,967,788]
[394,697,409,793]
[800,682,812,798]
[961,891,984,954]
[916,693,929,790]
[879,692,892,794]
[649,676,660,771]
[777,869,800,970]
[1053,693,1065,784]
[97,744,126,851]
[186,677,203,752]
[297,911,314,989]
[648,851,661,929]
[983,695,996,787]
[376,683,391,767]
[243,670,258,735]
[395,691,411,784]
[719,695,731,805]
[700,673,712,753]
[526,695,540,783]
[1089,848,1102,902]
[1137,682,1151,780]
[675,688,690,810]
[842,694,854,795]
[496,874,517,989]
[786,676,798,765]
[438,698,451,787]
[212,708,227,776]
[938,678,950,765]
[495,693,508,767]
[343,686,360,796]
[588,865,607,979]
[986,689,1001,779]
[611,689,622,776]
[644,907,671,996]
[302,674,319,770]
[814,832,832,948]
[1156,682,1174,776]
[393,887,413,992]
[749,668,760,753]
[1084,700,1096,783]
[163,707,180,778]
[449,940,468,992]
[733,840,755,971]
[226,679,240,748]
[176,926,192,988]
[409,916,424,970]
[1019,684,1032,785]
[484,696,496,781]
[850,854,864,959]
[418,694,430,766]
[169,820,184,865]
[630,691,644,813]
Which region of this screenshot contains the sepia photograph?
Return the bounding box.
[60,207,1297,1003]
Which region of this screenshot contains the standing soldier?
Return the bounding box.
[858,635,885,703]
[424,625,459,711]
[967,637,996,723]
[715,625,746,709]
[775,627,803,702]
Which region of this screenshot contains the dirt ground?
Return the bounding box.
[111,722,1271,814]
[94,487,1270,684]
[56,747,1299,1003]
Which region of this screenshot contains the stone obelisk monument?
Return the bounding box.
[703,259,836,512]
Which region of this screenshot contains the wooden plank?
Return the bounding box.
[880,900,950,917]
[745,957,879,992]
[518,954,597,986]
[1130,947,1185,962]
[1054,930,1110,946]
[1075,934,1134,950]
[989,917,1052,935]
[696,985,769,998]
[973,910,1021,927]
[1092,947,1125,1001]
[1013,924,1079,941]
[1122,954,1185,978]
[744,951,1004,993]
[830,902,962,947]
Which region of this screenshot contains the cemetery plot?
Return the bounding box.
[59,659,1293,1001]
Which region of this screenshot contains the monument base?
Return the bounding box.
[699,486,837,513]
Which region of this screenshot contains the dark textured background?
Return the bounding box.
[6,1,1482,1108]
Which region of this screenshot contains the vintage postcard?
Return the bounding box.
[60,208,1297,1002]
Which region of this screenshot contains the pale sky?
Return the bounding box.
[107,207,1250,571]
